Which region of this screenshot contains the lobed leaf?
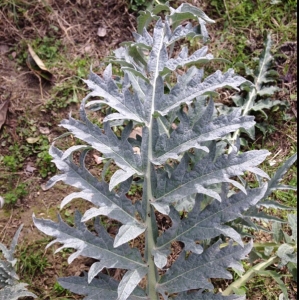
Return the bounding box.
[152,99,255,165]
[45,146,145,244]
[0,283,37,300]
[263,153,297,199]
[157,240,252,295]
[33,211,146,284]
[83,65,146,123]
[60,107,143,182]
[58,272,147,300]
[153,185,267,268]
[151,146,270,214]
[156,69,247,116]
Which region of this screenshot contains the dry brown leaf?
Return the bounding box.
[0,99,9,130]
[93,154,103,164]
[0,44,9,54]
[26,137,39,144]
[39,126,50,134]
[129,126,142,139]
[25,163,37,173]
[27,44,53,81]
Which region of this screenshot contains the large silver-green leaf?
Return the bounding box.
[152,99,255,165]
[33,211,146,285]
[160,46,214,75]
[83,65,146,123]
[156,69,247,116]
[157,240,252,296]
[153,185,267,268]
[59,109,143,188]
[151,146,270,214]
[0,283,37,300]
[0,225,37,299]
[0,225,21,288]
[45,146,145,245]
[58,272,147,300]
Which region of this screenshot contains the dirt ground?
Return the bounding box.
[0,0,297,299]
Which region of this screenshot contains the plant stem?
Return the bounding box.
[144,67,161,299]
[222,256,279,295]
[144,121,159,299]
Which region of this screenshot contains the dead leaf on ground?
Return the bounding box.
[129,126,142,139]
[0,44,9,54]
[26,44,53,81]
[133,147,140,154]
[26,137,39,144]
[25,163,37,174]
[97,27,107,37]
[93,154,103,164]
[39,126,50,134]
[0,99,9,130]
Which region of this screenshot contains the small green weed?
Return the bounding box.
[128,182,143,196]
[3,182,28,205]
[16,239,50,282]
[14,36,61,67]
[128,0,150,12]
[3,155,20,172]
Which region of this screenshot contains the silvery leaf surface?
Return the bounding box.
[277,243,297,264]
[0,261,18,287]
[257,86,280,96]
[45,146,144,236]
[156,69,247,116]
[151,147,270,214]
[153,185,267,268]
[288,214,297,243]
[117,267,148,300]
[33,211,146,283]
[0,225,23,265]
[161,46,214,75]
[0,283,37,300]
[168,3,215,26]
[157,240,252,295]
[147,19,168,75]
[152,99,255,164]
[83,65,145,123]
[58,272,147,300]
[257,200,294,210]
[175,290,245,300]
[59,108,143,180]
[243,206,285,223]
[255,33,276,88]
[165,21,212,46]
